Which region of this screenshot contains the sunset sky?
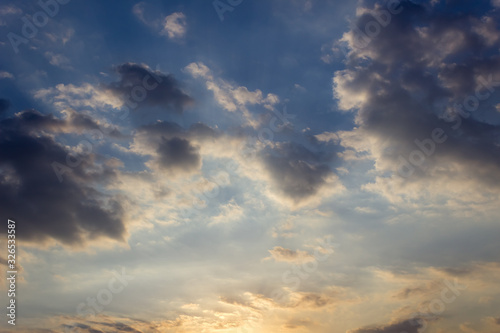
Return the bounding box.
[1,0,500,332]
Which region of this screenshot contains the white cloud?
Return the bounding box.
[184,62,212,80]
[45,52,72,69]
[208,199,244,226]
[132,4,187,40]
[132,2,147,24]
[0,71,14,79]
[315,131,340,143]
[0,5,21,26]
[45,27,75,45]
[34,83,124,117]
[161,12,187,39]
[0,5,21,15]
[184,62,280,127]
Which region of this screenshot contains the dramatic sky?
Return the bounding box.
[1,0,500,332]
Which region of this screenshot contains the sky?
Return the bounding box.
[1,0,500,332]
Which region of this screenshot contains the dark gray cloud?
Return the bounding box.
[336,0,500,186]
[293,292,333,308]
[136,120,219,173]
[0,328,61,333]
[348,318,424,333]
[80,321,143,333]
[2,108,123,138]
[62,323,98,332]
[138,120,219,140]
[105,62,193,113]
[439,266,474,277]
[96,322,143,333]
[0,110,126,245]
[393,281,439,299]
[260,142,334,202]
[61,318,155,333]
[157,137,200,171]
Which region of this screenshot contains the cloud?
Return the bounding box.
[0,71,14,79]
[137,120,219,140]
[348,318,425,333]
[35,83,124,112]
[184,62,212,80]
[184,62,279,127]
[265,246,315,263]
[161,12,187,39]
[45,27,75,45]
[130,120,219,174]
[0,5,21,26]
[156,136,200,172]
[218,288,342,331]
[0,110,126,246]
[289,291,335,308]
[222,291,278,307]
[5,314,156,333]
[209,199,244,226]
[58,312,239,333]
[393,281,440,299]
[108,120,240,229]
[0,254,25,287]
[1,107,122,138]
[260,142,336,204]
[105,63,193,114]
[89,321,143,333]
[0,5,21,15]
[283,318,315,329]
[132,2,148,25]
[59,316,152,333]
[333,0,500,203]
[315,131,340,143]
[133,3,187,40]
[45,52,72,70]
